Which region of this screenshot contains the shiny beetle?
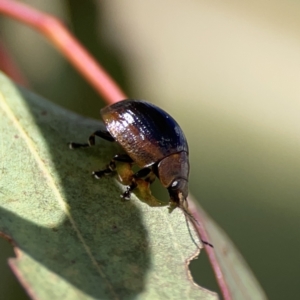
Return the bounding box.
[69,99,189,210]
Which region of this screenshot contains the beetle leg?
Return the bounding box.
[113,154,133,163]
[69,130,115,149]
[92,160,116,178]
[144,172,156,184]
[92,154,133,179]
[135,167,152,178]
[122,184,137,200]
[122,168,152,199]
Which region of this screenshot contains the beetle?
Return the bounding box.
[69,99,189,211]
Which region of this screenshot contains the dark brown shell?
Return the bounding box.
[101,99,188,168]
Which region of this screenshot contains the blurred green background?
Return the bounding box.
[1,0,300,299]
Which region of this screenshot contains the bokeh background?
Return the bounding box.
[1,1,300,299]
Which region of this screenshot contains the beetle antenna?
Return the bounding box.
[181,203,199,225]
[183,211,202,250]
[179,194,213,248]
[182,207,214,248]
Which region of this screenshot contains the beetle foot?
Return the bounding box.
[121,188,131,200]
[68,142,89,149]
[92,170,107,179]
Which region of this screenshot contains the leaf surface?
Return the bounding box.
[0,72,217,300]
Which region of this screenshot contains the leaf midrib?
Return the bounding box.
[0,90,119,300]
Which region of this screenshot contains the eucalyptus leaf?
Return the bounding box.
[0,72,218,300]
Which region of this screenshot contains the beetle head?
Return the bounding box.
[156,151,189,209]
[168,178,189,208]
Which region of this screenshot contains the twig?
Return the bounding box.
[0,0,126,104]
[188,198,232,300]
[0,39,29,86]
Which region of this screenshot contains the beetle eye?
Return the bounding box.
[171,180,178,188]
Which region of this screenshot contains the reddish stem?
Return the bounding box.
[0,0,127,104]
[0,39,29,86]
[188,198,232,300]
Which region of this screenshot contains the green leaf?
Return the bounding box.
[0,72,218,300]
